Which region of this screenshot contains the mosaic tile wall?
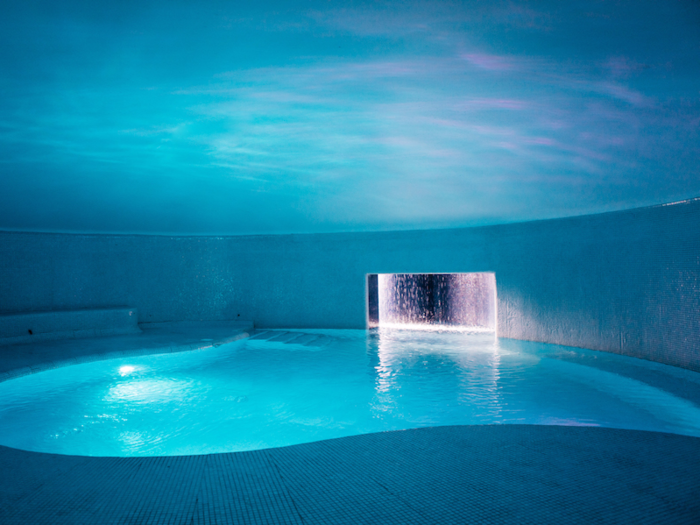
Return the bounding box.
[1,199,698,370]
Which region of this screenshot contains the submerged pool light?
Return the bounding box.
[119,366,136,376]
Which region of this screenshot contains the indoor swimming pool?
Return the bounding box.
[1,328,699,457]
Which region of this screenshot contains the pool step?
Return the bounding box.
[285,334,318,345]
[248,331,278,340]
[266,332,302,343]
[248,330,333,348]
[304,335,332,347]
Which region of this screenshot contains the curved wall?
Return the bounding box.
[1,199,699,370]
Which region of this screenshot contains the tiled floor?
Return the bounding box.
[1,425,699,524]
[1,327,699,524]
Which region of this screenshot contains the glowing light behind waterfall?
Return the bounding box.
[376,273,497,332]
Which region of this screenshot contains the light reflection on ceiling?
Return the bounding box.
[1,1,699,235]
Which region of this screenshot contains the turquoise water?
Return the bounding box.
[1,329,699,457]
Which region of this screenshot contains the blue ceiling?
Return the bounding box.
[1,1,699,235]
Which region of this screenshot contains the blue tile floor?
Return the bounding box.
[0,425,698,524]
[0,325,699,523]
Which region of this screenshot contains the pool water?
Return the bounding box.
[1,329,699,456]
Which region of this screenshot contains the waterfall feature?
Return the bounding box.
[368,273,497,332]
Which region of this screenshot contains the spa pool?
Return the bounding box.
[1,328,699,456]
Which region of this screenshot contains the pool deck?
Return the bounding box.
[1,326,699,524]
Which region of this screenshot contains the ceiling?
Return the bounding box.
[1,0,699,235]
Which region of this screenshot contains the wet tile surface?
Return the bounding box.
[0,425,699,524]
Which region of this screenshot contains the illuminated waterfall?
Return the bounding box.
[372,273,497,332]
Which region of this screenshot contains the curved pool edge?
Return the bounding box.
[0,320,254,384]
[3,327,700,455]
[1,425,698,524]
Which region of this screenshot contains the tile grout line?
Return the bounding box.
[265,449,307,525]
[368,475,439,525]
[186,454,210,525]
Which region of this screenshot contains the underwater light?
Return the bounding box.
[119,366,136,376]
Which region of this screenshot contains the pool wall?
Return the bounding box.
[1,198,699,370]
